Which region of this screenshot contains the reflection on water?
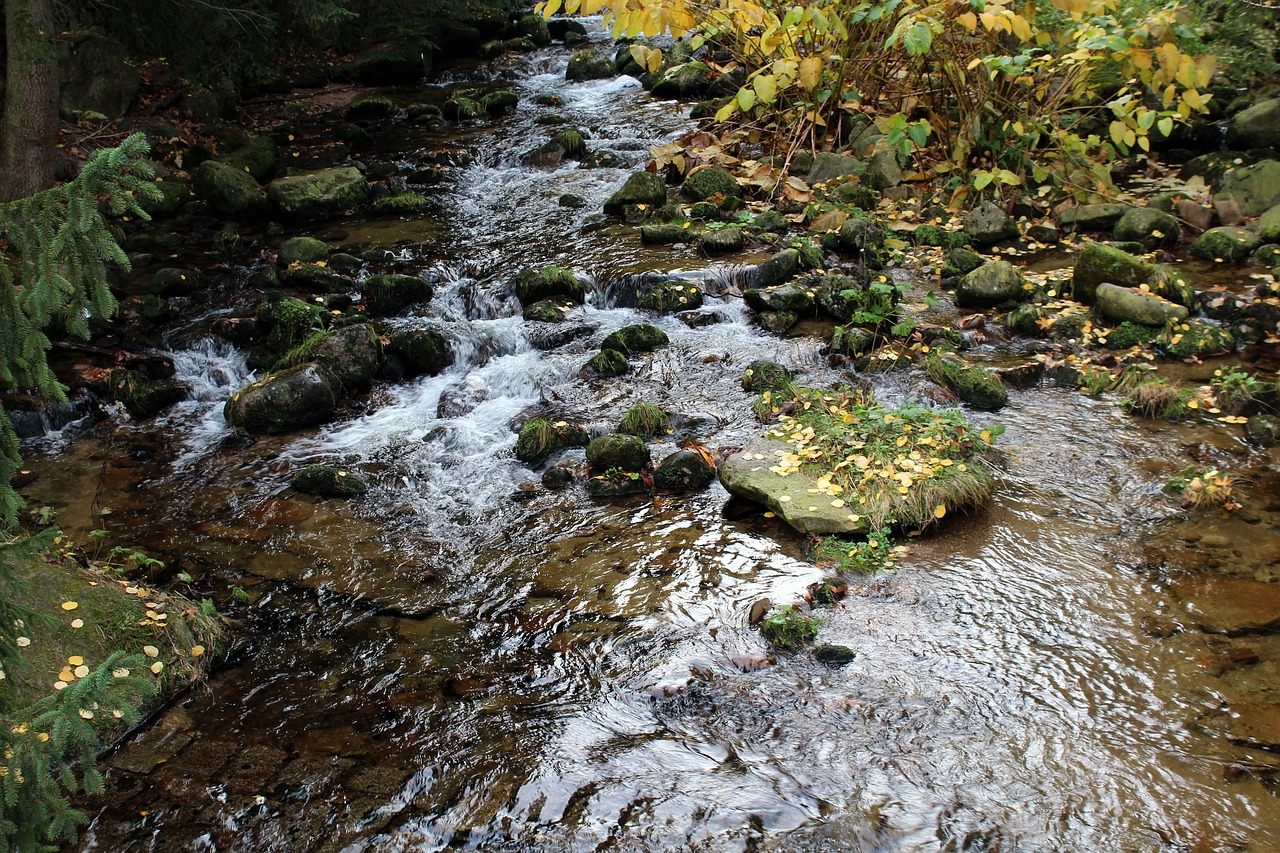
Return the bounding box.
[17,18,1280,853]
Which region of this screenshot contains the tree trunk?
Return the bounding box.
[0,0,59,202]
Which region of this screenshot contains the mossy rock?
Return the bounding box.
[261,296,329,353]
[566,49,614,81]
[641,222,695,244]
[101,368,186,417]
[838,214,885,256]
[755,248,802,288]
[1056,203,1128,233]
[1156,319,1235,359]
[745,282,816,315]
[1095,283,1188,327]
[957,261,1027,308]
[224,363,338,434]
[927,356,1008,410]
[681,166,742,201]
[515,417,590,464]
[638,281,703,313]
[479,90,519,114]
[368,192,429,216]
[752,210,790,233]
[291,465,369,497]
[363,274,434,316]
[700,226,744,253]
[221,134,278,182]
[1072,243,1152,303]
[741,360,792,392]
[941,246,985,279]
[523,300,568,322]
[280,262,350,293]
[830,182,879,209]
[1004,303,1050,337]
[1104,321,1160,349]
[279,236,329,265]
[1113,207,1180,250]
[345,96,398,120]
[1148,264,1196,308]
[387,327,453,376]
[191,160,267,217]
[913,224,946,247]
[267,166,368,221]
[586,470,649,497]
[442,96,486,121]
[653,448,715,491]
[277,323,382,391]
[150,267,201,297]
[830,325,876,356]
[604,171,667,212]
[601,323,669,353]
[1190,226,1264,263]
[514,266,585,305]
[585,348,629,376]
[517,12,551,45]
[586,433,651,472]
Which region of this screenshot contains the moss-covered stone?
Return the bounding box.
[681,166,742,201]
[291,465,369,497]
[585,348,630,376]
[1104,321,1160,349]
[755,248,801,287]
[1190,226,1265,262]
[830,324,876,356]
[279,236,329,265]
[150,267,201,297]
[653,449,716,491]
[368,192,429,216]
[586,433,651,472]
[1215,159,1280,217]
[1095,283,1188,327]
[1156,319,1235,359]
[442,96,486,121]
[913,224,946,247]
[957,260,1027,308]
[277,323,381,390]
[513,266,585,305]
[700,226,744,253]
[745,283,816,315]
[601,323,669,353]
[517,12,551,45]
[566,49,614,81]
[641,222,695,244]
[191,160,267,217]
[224,363,338,434]
[100,368,185,417]
[346,96,397,120]
[363,274,434,316]
[927,356,1008,410]
[267,167,368,221]
[742,360,793,392]
[261,296,329,353]
[638,281,703,312]
[940,246,985,279]
[515,417,590,463]
[479,90,519,114]
[604,171,668,212]
[221,134,278,182]
[1056,203,1128,233]
[1004,303,1049,336]
[837,213,885,256]
[1113,207,1180,250]
[1072,243,1152,303]
[523,300,568,322]
[387,327,453,376]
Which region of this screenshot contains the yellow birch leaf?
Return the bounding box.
[934,504,947,519]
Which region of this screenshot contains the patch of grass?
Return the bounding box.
[1121,377,1197,420]
[810,528,901,575]
[618,401,670,437]
[1209,366,1266,416]
[762,387,997,530]
[760,605,821,650]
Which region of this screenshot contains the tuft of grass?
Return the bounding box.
[618,401,670,437]
[810,528,901,575]
[1121,377,1196,420]
[1209,366,1265,416]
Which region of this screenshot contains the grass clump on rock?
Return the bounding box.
[760,605,821,650]
[515,417,590,464]
[618,401,670,437]
[926,355,1009,411]
[291,465,368,498]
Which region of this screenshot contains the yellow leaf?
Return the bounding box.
[798,55,824,91]
[714,100,737,122]
[191,645,205,657]
[934,504,947,519]
[68,656,83,666]
[60,601,78,611]
[1010,13,1031,41]
[957,11,977,31]
[753,73,777,104]
[150,661,164,674]
[737,88,756,112]
[143,645,159,658]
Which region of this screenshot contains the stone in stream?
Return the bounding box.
[754,248,802,288]
[278,323,382,392]
[1095,283,1188,327]
[641,223,694,245]
[926,355,1008,410]
[1055,203,1128,233]
[1227,98,1280,149]
[866,148,902,190]
[1112,207,1181,250]
[956,260,1027,308]
[680,166,742,202]
[604,171,667,212]
[719,436,868,534]
[387,328,453,377]
[515,417,591,464]
[150,267,201,297]
[584,348,630,377]
[566,49,614,81]
[1155,318,1234,359]
[513,266,585,305]
[653,449,716,491]
[814,644,856,666]
[522,300,567,323]
[744,283,815,315]
[191,160,267,217]
[224,363,337,434]
[741,360,793,393]
[291,465,369,498]
[699,226,744,253]
[637,281,703,313]
[278,236,329,265]
[97,368,186,418]
[1214,159,1280,218]
[363,274,435,316]
[1190,226,1264,262]
[1071,243,1152,303]
[600,323,668,353]
[267,166,368,221]
[1259,204,1280,243]
[963,201,1019,246]
[1173,575,1280,635]
[585,434,651,472]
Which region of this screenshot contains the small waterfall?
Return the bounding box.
[159,337,252,465]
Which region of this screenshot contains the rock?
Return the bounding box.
[941,246,985,278]
[387,328,453,376]
[641,223,694,245]
[1259,204,1280,243]
[653,449,716,491]
[604,171,668,212]
[280,262,351,293]
[150,268,201,297]
[517,12,551,46]
[754,248,801,288]
[649,61,713,98]
[814,644,856,666]
[1102,320,1160,349]
[514,266,585,305]
[559,193,586,208]
[586,434,651,472]
[719,436,867,534]
[866,149,902,190]
[926,356,1008,410]
[1072,243,1152,303]
[1174,575,1280,635]
[1246,414,1280,447]
[338,43,431,84]
[566,49,614,81]
[279,236,329,265]
[1148,264,1196,308]
[346,96,397,120]
[1055,203,1128,233]
[757,311,798,333]
[744,283,815,315]
[585,348,629,376]
[601,323,669,353]
[101,368,185,418]
[807,153,865,185]
[515,418,590,464]
[542,465,574,488]
[363,274,434,316]
[479,91,518,115]
[1215,195,1246,227]
[191,160,267,217]
[1215,160,1280,218]
[700,226,744,253]
[224,363,337,434]
[1190,226,1264,262]
[638,281,703,313]
[291,465,368,498]
[963,202,1019,245]
[368,193,429,216]
[1226,98,1280,149]
[586,472,649,498]
[522,300,567,323]
[681,166,742,201]
[993,362,1044,390]
[1206,700,1280,752]
[442,96,485,121]
[526,321,596,350]
[1177,199,1215,233]
[838,215,885,256]
[956,260,1026,308]
[296,324,381,391]
[1156,318,1234,359]
[267,167,368,221]
[1113,207,1181,250]
[1095,283,1189,327]
[221,134,278,182]
[742,361,793,392]
[59,33,140,120]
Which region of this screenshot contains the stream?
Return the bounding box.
[18,23,1280,853]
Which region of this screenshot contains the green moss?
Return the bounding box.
[741,360,793,393]
[363,274,434,316]
[600,323,669,353]
[640,222,696,245]
[926,355,1008,410]
[291,465,368,497]
[1121,377,1197,420]
[368,192,430,216]
[1103,321,1159,350]
[515,418,590,464]
[638,281,703,312]
[346,96,398,120]
[514,266,585,305]
[263,296,328,353]
[760,605,821,649]
[913,224,946,247]
[1156,319,1235,359]
[585,348,630,376]
[523,300,567,323]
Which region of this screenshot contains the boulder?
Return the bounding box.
[480,90,519,115]
[641,223,694,244]
[566,49,614,81]
[838,214,885,256]
[1095,283,1189,327]
[754,248,802,287]
[956,260,1026,308]
[442,96,486,121]
[388,328,453,376]
[1156,318,1234,359]
[150,268,201,297]
[515,418,590,464]
[653,449,716,491]
[522,301,567,323]
[1072,243,1152,303]
[719,436,867,534]
[346,96,398,120]
[1190,226,1264,262]
[222,134,278,182]
[649,62,713,98]
[1055,203,1128,233]
[601,323,669,353]
[224,363,337,434]
[1215,160,1280,217]
[191,160,267,217]
[926,356,1008,410]
[700,226,744,253]
[267,167,368,220]
[1113,207,1180,250]
[516,12,551,46]
[963,202,1019,245]
[58,33,140,120]
[638,281,703,313]
[363,274,434,316]
[101,368,185,418]
[586,434,651,472]
[744,283,815,315]
[1226,98,1280,150]
[291,465,368,498]
[941,246,985,278]
[279,236,329,265]
[585,348,629,376]
[807,152,865,185]
[866,148,902,190]
[604,171,668,212]
[298,324,381,390]
[741,361,793,393]
[1259,204,1280,243]
[514,266,585,305]
[681,166,742,201]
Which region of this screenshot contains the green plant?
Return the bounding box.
[760,605,822,649]
[811,527,901,574]
[1121,376,1196,420]
[1164,465,1240,510]
[619,401,671,436]
[1209,366,1265,416]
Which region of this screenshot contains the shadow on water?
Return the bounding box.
[15,18,1280,853]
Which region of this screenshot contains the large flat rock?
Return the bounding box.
[1174,575,1280,635]
[719,436,868,535]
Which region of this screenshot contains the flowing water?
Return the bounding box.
[18,24,1280,853]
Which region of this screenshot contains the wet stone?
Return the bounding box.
[174,737,241,779]
[110,727,194,775]
[814,644,856,666]
[225,744,292,792]
[1174,575,1280,635]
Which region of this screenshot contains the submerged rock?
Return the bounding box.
[719,436,867,534]
[291,465,369,498]
[387,327,453,376]
[585,348,629,376]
